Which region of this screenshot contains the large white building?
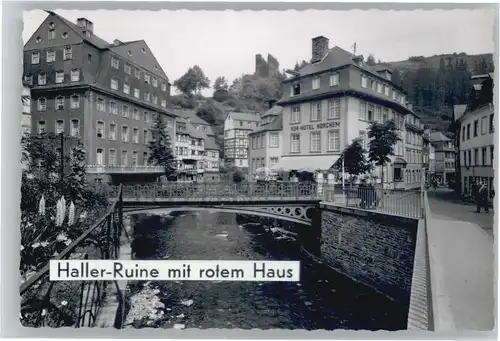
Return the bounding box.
[224,111,260,168]
[248,103,283,177]
[273,35,423,189]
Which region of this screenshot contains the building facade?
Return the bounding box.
[248,104,283,177]
[458,103,495,200]
[275,35,421,189]
[422,132,436,179]
[175,117,205,182]
[23,12,177,183]
[224,112,260,168]
[429,131,456,185]
[22,82,32,135]
[402,112,425,189]
[175,109,220,181]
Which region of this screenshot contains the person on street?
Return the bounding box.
[476,182,489,213]
[358,179,367,208]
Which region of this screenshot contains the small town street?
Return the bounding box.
[427,187,494,238]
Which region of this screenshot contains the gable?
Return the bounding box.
[24,13,84,51]
[109,40,168,80]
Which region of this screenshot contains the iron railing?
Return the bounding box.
[19,185,125,328]
[336,187,423,219]
[91,182,423,219]
[94,181,323,202]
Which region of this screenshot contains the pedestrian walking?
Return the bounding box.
[475,182,489,213]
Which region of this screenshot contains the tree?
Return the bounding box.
[332,138,372,183]
[367,120,401,184]
[213,76,228,92]
[293,60,309,71]
[366,54,376,66]
[173,65,210,97]
[148,114,176,177]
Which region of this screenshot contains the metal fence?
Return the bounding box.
[95,181,322,202]
[19,185,125,328]
[328,186,423,219]
[91,181,423,219]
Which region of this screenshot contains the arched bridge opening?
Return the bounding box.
[121,202,320,226]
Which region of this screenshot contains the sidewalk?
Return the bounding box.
[426,202,494,331]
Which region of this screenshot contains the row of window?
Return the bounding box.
[94,148,150,167]
[30,47,73,64]
[109,77,167,108]
[110,55,168,92]
[461,145,495,167]
[289,99,341,124]
[359,101,405,129]
[37,95,81,111]
[30,69,80,86]
[290,72,406,105]
[406,130,423,147]
[175,147,204,157]
[37,119,81,136]
[405,148,422,164]
[290,130,340,154]
[95,97,173,125]
[250,132,280,149]
[461,114,495,141]
[358,130,405,157]
[95,121,153,144]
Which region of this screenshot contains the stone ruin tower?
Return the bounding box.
[255,54,280,78]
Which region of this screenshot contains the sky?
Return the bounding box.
[23,9,495,96]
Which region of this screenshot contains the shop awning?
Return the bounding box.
[270,155,340,173]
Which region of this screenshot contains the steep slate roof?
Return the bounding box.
[429,131,451,142]
[250,113,283,135]
[260,105,283,120]
[109,40,169,80]
[453,104,468,122]
[174,109,210,126]
[204,136,220,151]
[44,12,168,80]
[48,11,110,49]
[227,111,261,122]
[293,46,402,90]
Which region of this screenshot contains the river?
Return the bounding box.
[126,210,407,330]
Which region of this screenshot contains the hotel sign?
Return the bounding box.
[290,121,340,132]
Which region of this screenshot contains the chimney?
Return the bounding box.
[352,55,364,65]
[267,99,277,109]
[311,36,329,64]
[76,18,94,34]
[407,103,413,111]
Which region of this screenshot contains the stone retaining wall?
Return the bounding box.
[319,204,418,304]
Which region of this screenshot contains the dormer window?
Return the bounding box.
[312,77,320,90]
[291,83,301,96]
[377,82,383,93]
[384,85,390,96]
[48,22,55,29]
[329,73,339,87]
[371,79,376,91]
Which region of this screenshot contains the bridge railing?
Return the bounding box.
[333,187,422,219]
[96,181,323,201]
[20,185,125,328]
